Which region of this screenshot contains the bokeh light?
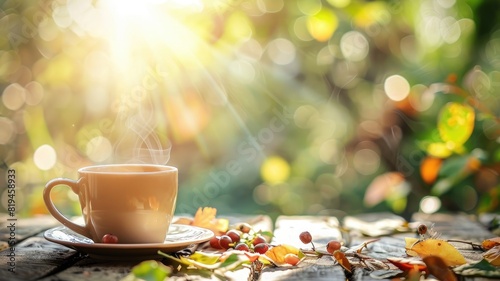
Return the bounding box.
[33,144,57,171]
[353,147,380,176]
[267,38,296,65]
[0,117,15,145]
[384,75,410,102]
[261,156,291,185]
[419,196,442,214]
[2,83,26,111]
[86,136,113,163]
[340,31,369,61]
[1,0,499,218]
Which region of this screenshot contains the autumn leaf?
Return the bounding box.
[387,257,426,273]
[265,244,304,266]
[420,156,443,185]
[483,245,500,266]
[332,250,351,273]
[482,237,500,251]
[437,102,475,149]
[423,256,458,281]
[174,207,229,235]
[405,237,466,266]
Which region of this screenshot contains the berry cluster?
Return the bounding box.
[299,231,342,254]
[209,223,270,254]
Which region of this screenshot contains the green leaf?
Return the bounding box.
[258,230,274,240]
[437,102,475,149]
[218,253,241,268]
[129,260,171,281]
[453,259,500,278]
[438,155,469,178]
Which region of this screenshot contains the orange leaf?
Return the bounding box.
[482,237,500,250]
[483,245,500,266]
[420,156,443,185]
[422,256,458,281]
[405,238,466,266]
[244,252,261,263]
[332,250,351,272]
[175,207,229,235]
[192,207,217,227]
[387,257,426,273]
[265,244,302,266]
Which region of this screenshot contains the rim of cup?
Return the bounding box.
[77,164,177,174]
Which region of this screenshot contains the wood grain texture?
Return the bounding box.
[0,236,83,281]
[0,213,496,281]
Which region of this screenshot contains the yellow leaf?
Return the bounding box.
[265,244,302,266]
[427,142,453,158]
[405,238,466,266]
[190,207,229,235]
[438,102,475,147]
[192,207,217,227]
[189,252,221,265]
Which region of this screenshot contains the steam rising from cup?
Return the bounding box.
[113,108,171,165]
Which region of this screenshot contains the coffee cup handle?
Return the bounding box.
[43,178,90,238]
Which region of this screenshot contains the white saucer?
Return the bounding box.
[44,224,214,260]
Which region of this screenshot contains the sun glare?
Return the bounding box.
[98,0,203,69]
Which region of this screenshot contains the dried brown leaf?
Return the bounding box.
[332,250,352,273]
[422,256,457,281]
[483,245,500,266]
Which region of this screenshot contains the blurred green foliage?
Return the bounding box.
[0,0,499,219]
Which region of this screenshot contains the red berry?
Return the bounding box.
[326,240,341,254]
[226,229,241,243]
[284,253,300,266]
[209,236,222,249]
[238,223,252,234]
[299,231,312,244]
[253,243,269,254]
[252,235,266,246]
[219,235,232,250]
[235,243,250,252]
[102,234,118,244]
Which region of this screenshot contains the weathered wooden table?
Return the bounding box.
[0,212,498,281]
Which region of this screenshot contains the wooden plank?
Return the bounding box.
[0,215,59,250]
[412,213,493,243]
[259,215,346,281]
[0,236,83,281]
[259,255,345,281]
[272,215,343,249]
[39,259,137,281]
[349,213,495,281]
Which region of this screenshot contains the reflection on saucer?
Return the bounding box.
[44,224,214,260]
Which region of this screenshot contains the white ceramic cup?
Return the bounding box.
[43,164,178,244]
